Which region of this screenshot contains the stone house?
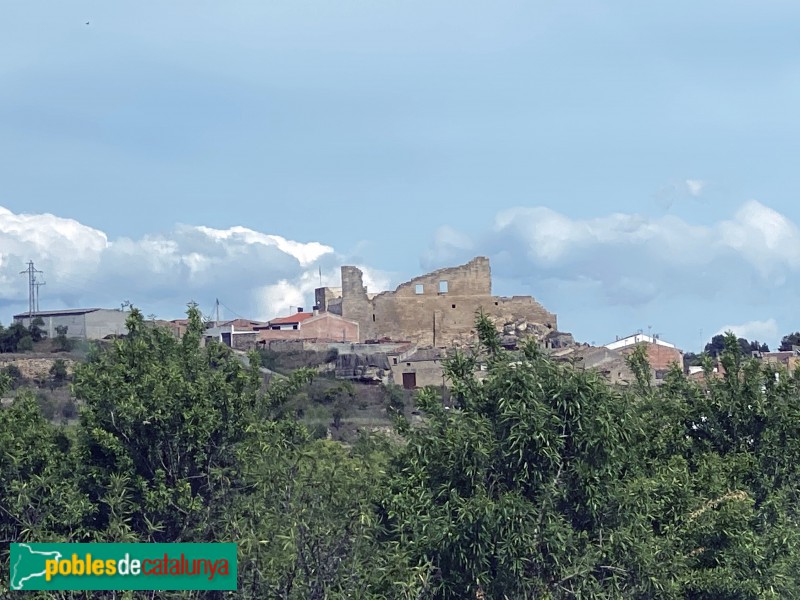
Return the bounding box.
[391,348,448,389]
[551,345,634,386]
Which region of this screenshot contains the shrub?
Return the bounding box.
[2,364,25,389]
[309,423,329,439]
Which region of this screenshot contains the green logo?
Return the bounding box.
[9,543,237,591]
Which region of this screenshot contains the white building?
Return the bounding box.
[605,333,676,351]
[14,308,128,340]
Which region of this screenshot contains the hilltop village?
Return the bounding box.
[11,256,795,391]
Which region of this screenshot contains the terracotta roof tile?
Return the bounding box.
[268,312,314,325]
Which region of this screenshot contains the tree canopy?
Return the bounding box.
[704,332,768,357]
[779,331,800,351]
[3,310,800,598]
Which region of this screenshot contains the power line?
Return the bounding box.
[218,300,247,320]
[34,279,45,312]
[19,261,43,317]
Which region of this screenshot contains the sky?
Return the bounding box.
[2,1,800,352]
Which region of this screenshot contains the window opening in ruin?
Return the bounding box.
[494,301,498,305]
[415,284,424,294]
[439,280,448,293]
[372,314,375,321]
[451,304,456,309]
[393,357,397,365]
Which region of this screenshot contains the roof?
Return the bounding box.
[268,312,314,326]
[404,348,447,362]
[605,333,677,351]
[217,318,266,330]
[14,308,102,318]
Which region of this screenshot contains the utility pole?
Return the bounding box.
[34,278,45,313]
[19,260,43,318]
[215,298,220,326]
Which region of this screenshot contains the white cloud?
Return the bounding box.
[715,319,778,344]
[425,199,800,308]
[422,225,474,268]
[685,179,707,197]
[0,206,362,322]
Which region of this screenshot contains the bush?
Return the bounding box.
[2,364,25,389]
[29,317,46,342]
[384,383,406,414]
[16,336,33,352]
[53,325,74,352]
[49,359,69,388]
[36,391,58,420]
[309,423,329,439]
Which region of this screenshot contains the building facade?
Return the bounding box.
[256,310,360,344]
[14,308,129,340]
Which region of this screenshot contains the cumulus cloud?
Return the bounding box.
[0,205,384,322]
[425,199,800,308]
[715,318,779,344]
[685,179,707,197]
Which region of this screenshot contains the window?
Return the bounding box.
[439,280,448,293]
[372,314,375,321]
[415,284,423,294]
[393,357,397,365]
[451,304,456,309]
[494,301,498,306]
[292,325,298,330]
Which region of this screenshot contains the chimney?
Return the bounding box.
[312,305,319,316]
[297,307,304,313]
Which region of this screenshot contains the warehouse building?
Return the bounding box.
[13,308,129,340]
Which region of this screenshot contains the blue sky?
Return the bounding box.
[2,1,800,352]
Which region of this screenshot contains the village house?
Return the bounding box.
[755,347,800,370]
[550,345,634,386]
[605,332,683,380]
[391,348,449,390]
[255,307,360,344]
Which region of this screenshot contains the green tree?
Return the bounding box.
[382,312,637,598]
[49,359,69,388]
[0,322,30,353]
[2,364,25,389]
[29,316,46,343]
[53,325,74,352]
[0,393,92,582]
[779,331,800,351]
[704,332,765,357]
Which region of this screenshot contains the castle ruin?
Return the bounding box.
[314,257,557,347]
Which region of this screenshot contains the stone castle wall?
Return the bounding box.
[328,257,557,346]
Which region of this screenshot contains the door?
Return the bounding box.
[402,372,417,390]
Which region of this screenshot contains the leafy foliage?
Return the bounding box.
[779,331,800,351]
[704,332,768,357]
[3,312,800,598]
